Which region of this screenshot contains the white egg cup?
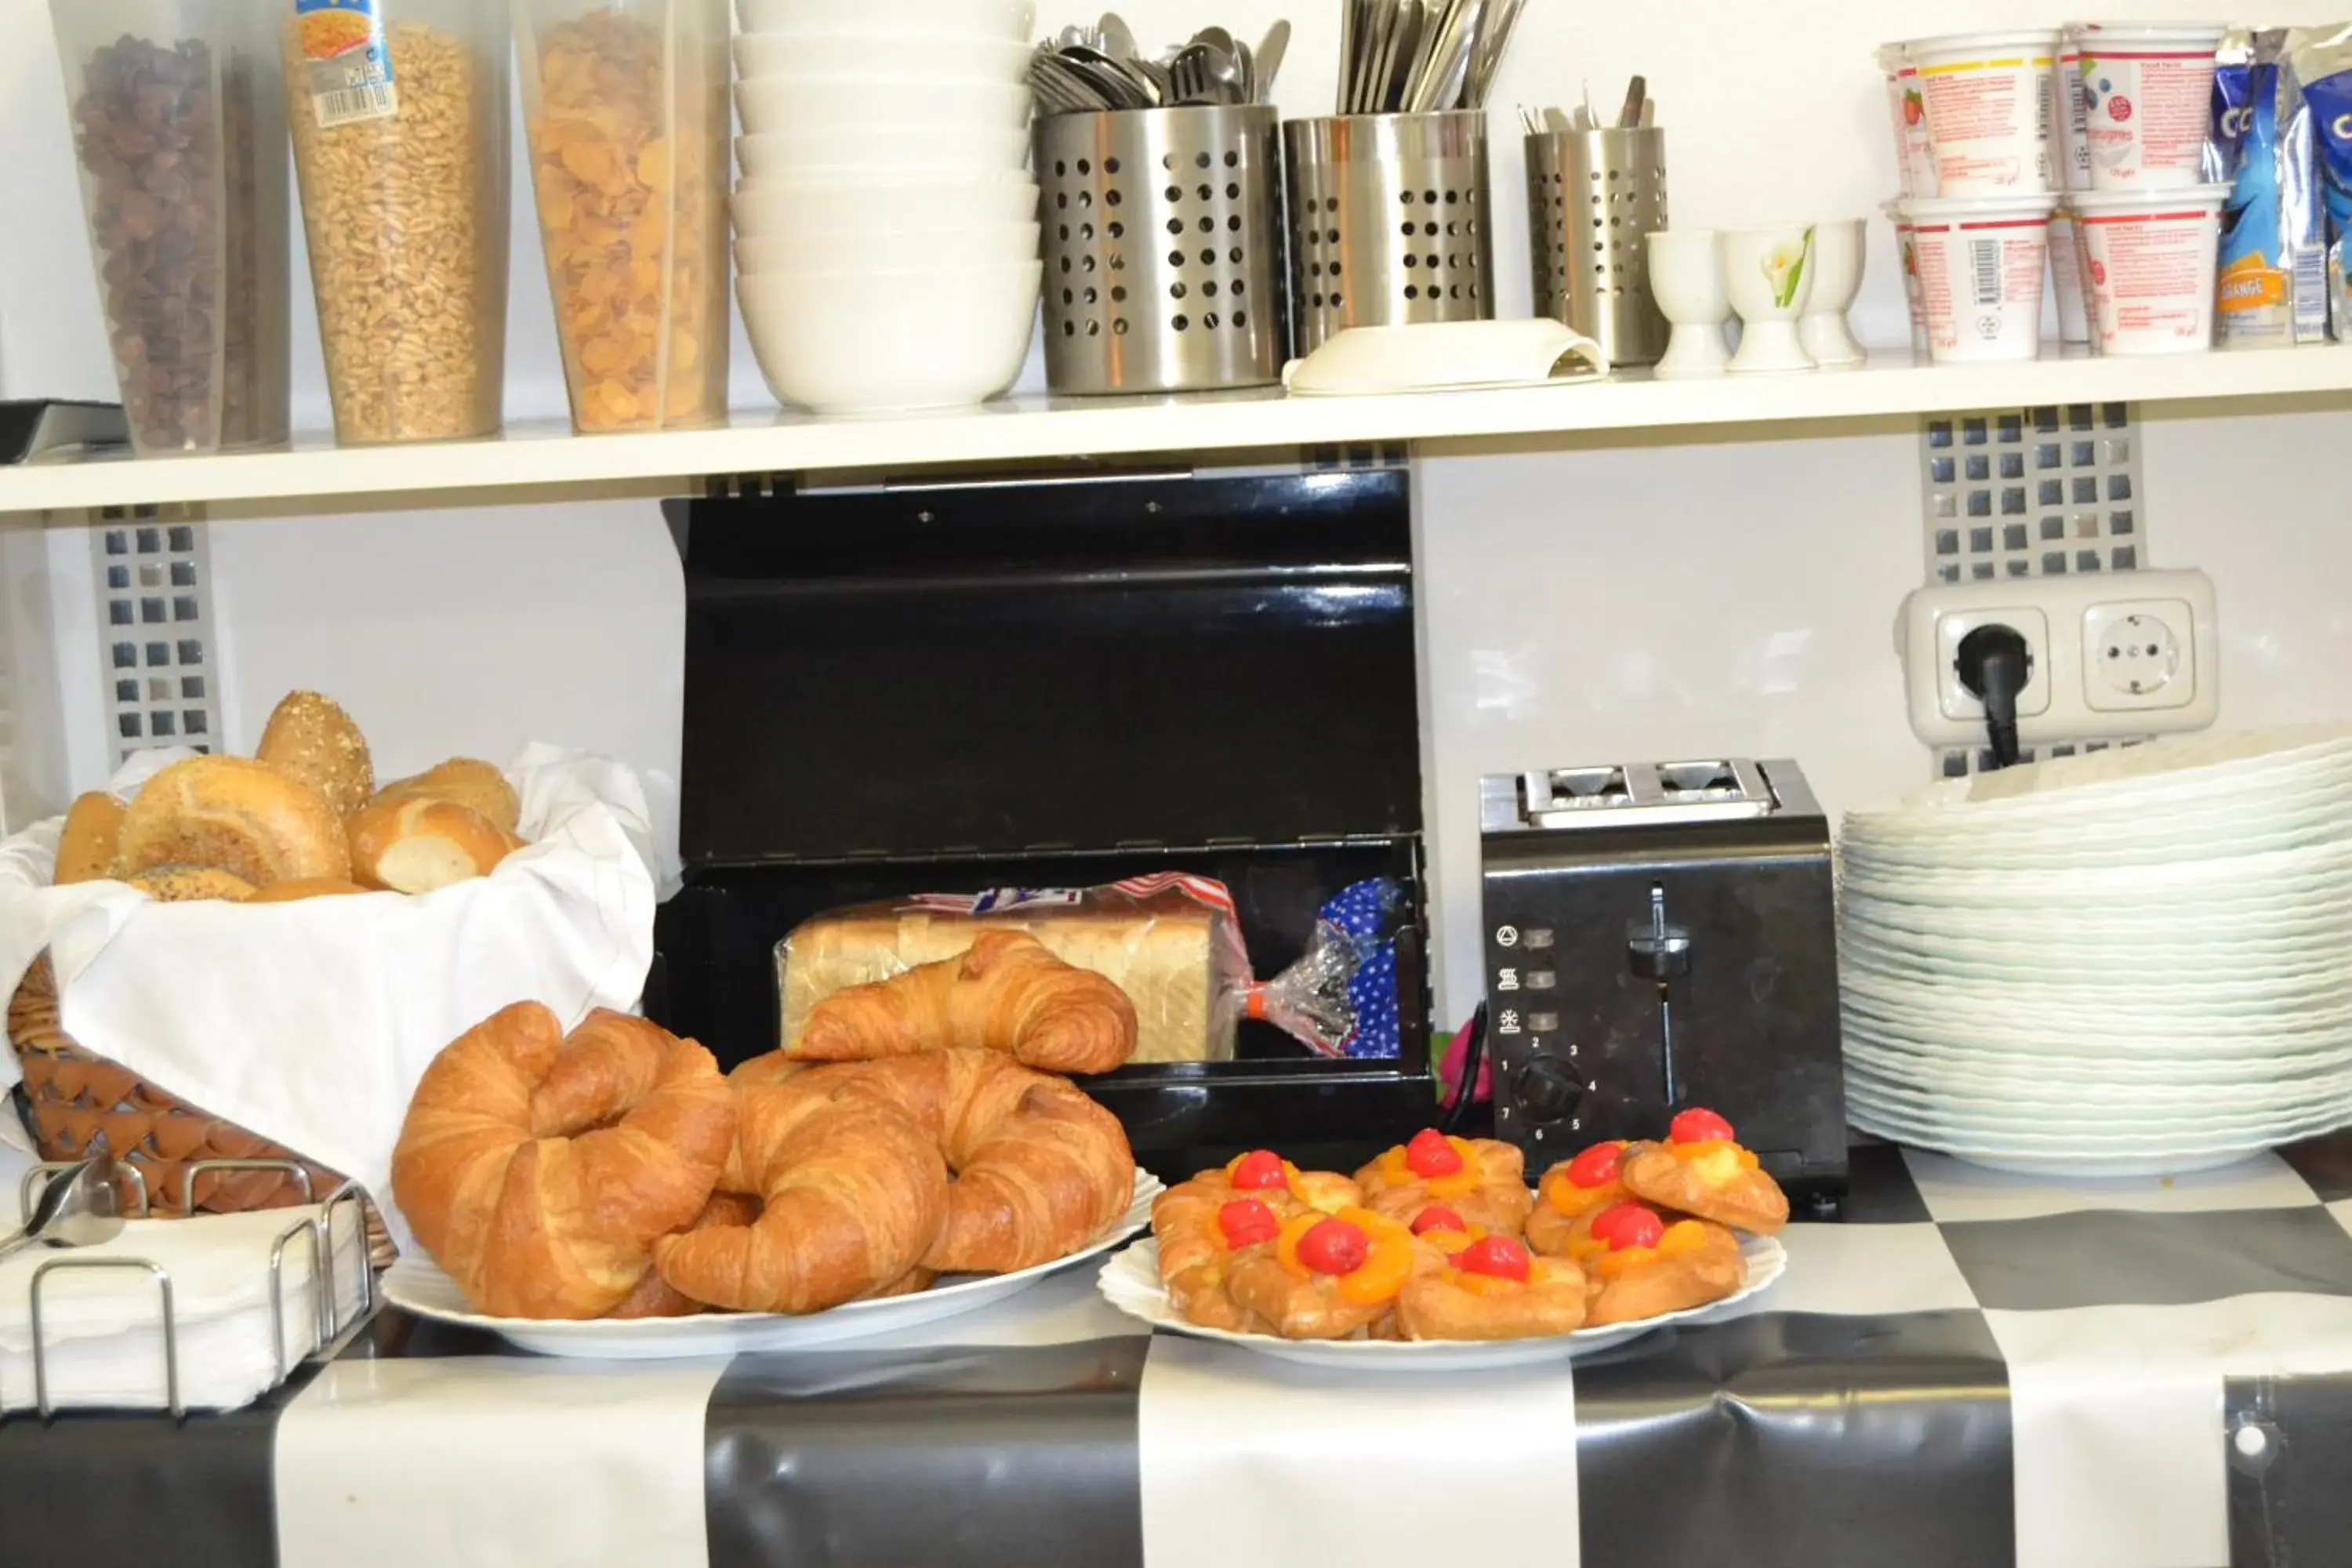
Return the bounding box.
[1798,219,1867,369]
[1722,225,1820,375]
[1646,229,1731,379]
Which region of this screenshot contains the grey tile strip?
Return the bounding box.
[1944,1207,2352,1312]
[706,1337,1149,1568]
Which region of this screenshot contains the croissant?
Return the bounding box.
[790,930,1139,1075]
[391,1004,736,1319]
[655,1049,1137,1312]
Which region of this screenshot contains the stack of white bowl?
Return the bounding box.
[1838,728,2352,1178]
[732,0,1041,416]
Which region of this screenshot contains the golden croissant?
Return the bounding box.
[789,930,1138,1075]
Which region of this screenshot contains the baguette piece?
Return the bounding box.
[256,691,374,816]
[116,757,352,888]
[348,797,524,894]
[372,758,521,833]
[55,792,125,884]
[130,866,257,902]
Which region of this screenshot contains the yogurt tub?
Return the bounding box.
[2047,210,2095,344]
[1902,192,2060,362]
[1878,43,1940,196]
[2056,42,2093,191]
[1883,198,1933,353]
[2070,184,2228,354]
[1912,29,2061,194]
[2067,23,2230,191]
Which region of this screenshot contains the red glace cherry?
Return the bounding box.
[1404,1128,1466,1178]
[1566,1142,1624,1189]
[1588,1200,1666,1252]
[1669,1108,1736,1145]
[1297,1218,1371,1276]
[1230,1150,1288,1190]
[1410,1204,1467,1236]
[1454,1236,1533,1283]
[1218,1200,1279,1249]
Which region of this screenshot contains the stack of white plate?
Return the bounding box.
[1839,727,2352,1177]
[731,0,1041,415]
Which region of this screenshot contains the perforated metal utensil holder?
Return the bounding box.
[1035,107,1286,394]
[1527,127,1670,367]
[1283,111,1494,357]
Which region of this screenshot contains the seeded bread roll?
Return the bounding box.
[130,866,257,902]
[347,797,524,894]
[256,691,375,817]
[116,757,353,888]
[372,757,520,833]
[54,792,126,884]
[245,877,373,904]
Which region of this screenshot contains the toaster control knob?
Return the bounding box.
[1515,1058,1585,1124]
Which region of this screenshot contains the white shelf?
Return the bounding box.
[9,348,2352,515]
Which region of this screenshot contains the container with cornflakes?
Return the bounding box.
[518,0,731,434]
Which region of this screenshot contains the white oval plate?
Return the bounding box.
[383,1172,1162,1359]
[1094,1232,1785,1374]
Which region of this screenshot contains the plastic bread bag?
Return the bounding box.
[775,874,1256,1064]
[1244,878,1412,1061]
[2216,28,2332,349]
[2292,24,2352,340]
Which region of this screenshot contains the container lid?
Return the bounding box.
[2067,183,2232,213]
[1907,29,2063,58]
[1900,192,2063,221]
[1875,42,1915,73]
[2062,21,2230,46]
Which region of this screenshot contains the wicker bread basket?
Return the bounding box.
[8,956,394,1265]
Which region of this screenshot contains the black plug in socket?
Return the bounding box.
[1957,624,2033,770]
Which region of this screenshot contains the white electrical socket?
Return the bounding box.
[1898,569,2220,747]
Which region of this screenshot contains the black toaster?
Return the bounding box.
[1479,760,1846,1204]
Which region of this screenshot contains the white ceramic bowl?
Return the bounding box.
[735,33,1033,84]
[738,260,1041,416]
[735,221,1040,275]
[731,178,1037,238]
[737,0,1035,38]
[735,75,1032,136]
[737,126,1030,179]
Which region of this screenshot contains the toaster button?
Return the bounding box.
[1514,1057,1586,1126]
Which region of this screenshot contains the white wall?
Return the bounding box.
[5,2,2352,1022]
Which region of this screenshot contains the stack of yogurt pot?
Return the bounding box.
[1875,24,2229,364]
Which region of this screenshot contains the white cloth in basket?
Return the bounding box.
[0,744,659,1257]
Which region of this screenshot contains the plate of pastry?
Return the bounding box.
[387,1171,1163,1359]
[1097,1116,1789,1373]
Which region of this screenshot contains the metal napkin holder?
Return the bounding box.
[5,1157,374,1420]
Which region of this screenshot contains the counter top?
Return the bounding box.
[6,1138,2352,1568]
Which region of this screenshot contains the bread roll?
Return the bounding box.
[246,877,372,904]
[373,758,520,833]
[130,866,257,902]
[54,792,125,884]
[117,757,352,888]
[348,798,523,894]
[256,691,375,817]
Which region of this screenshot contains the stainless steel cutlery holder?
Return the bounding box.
[1283,111,1494,356]
[1034,107,1287,394]
[1526,127,1670,368]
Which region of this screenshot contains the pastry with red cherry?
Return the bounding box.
[1395,1232,1588,1341]
[1225,1206,1432,1339]
[1618,1109,1789,1236]
[1161,1148,1362,1221]
[1151,1195,1280,1332]
[1525,1139,1632,1258]
[1355,1129,1533,1235]
[1567,1200,1745,1327]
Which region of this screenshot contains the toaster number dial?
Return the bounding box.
[1513,1056,1586,1126]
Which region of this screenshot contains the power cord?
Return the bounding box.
[1957,624,2032,770]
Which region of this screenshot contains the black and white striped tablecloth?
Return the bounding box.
[9,1140,2352,1568]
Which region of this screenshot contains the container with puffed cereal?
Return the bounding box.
[283,0,510,445]
[518,0,731,434]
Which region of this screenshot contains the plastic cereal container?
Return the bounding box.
[1912,30,2061,195]
[51,0,292,455]
[285,0,510,445]
[519,0,731,434]
[2070,184,2228,354]
[2065,23,2230,191]
[1877,43,1940,197]
[1903,192,2060,363]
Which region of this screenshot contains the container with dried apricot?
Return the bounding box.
[519,0,731,434]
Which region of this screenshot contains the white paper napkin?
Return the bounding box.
[0,743,659,1257]
[0,1203,368,1412]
